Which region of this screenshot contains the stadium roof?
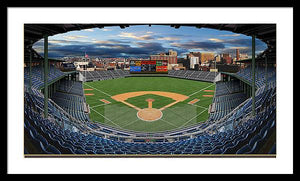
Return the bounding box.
[24,24,276,61]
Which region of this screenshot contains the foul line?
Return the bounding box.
[179,109,207,128]
[162,107,189,122]
[188,103,208,110]
[90,103,107,109]
[122,118,141,128]
[84,83,112,97]
[160,118,178,128]
[90,107,122,128]
[188,84,215,97]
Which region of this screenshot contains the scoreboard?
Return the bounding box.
[130,60,168,74]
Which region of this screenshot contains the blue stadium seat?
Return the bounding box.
[35,134,49,148]
[74,149,87,154]
[236,144,251,154]
[61,142,75,153]
[46,144,61,154]
[210,148,222,154]
[269,144,276,154]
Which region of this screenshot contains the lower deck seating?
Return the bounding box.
[81,69,130,82]
[168,70,219,82]
[51,91,90,122]
[24,101,275,155]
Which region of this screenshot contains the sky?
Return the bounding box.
[32,25,268,59]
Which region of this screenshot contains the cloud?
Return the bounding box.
[118,32,154,40]
[227,46,250,50]
[170,41,225,51]
[219,34,241,37]
[136,42,167,52]
[34,40,169,58]
[157,37,180,41]
[48,40,67,44]
[92,39,131,44]
[63,35,88,40]
[100,28,112,32]
[208,38,224,43]
[92,40,119,44]
[83,29,94,32]
[224,38,267,51]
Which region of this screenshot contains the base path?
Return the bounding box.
[146,98,155,108]
[111,91,189,122]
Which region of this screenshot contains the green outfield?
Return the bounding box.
[83,77,215,133]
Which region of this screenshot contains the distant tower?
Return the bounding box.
[236,49,240,60]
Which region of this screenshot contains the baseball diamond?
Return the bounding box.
[23,24,277,157]
[84,77,215,132]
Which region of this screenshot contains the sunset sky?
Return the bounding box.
[33,25,268,59]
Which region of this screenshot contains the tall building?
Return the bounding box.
[187,52,214,64]
[239,53,249,60]
[221,53,232,64]
[236,49,240,60]
[168,49,177,56]
[150,50,177,65]
[200,52,215,64]
[187,52,201,63]
[215,55,221,62]
[190,56,199,69]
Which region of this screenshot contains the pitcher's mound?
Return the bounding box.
[137,108,163,122]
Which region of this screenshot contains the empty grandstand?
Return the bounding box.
[79,69,130,82]
[24,24,276,156]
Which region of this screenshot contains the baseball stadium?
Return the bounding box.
[24,24,276,156]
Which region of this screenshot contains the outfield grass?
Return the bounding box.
[84,77,215,133]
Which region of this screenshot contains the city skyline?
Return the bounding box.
[32,25,268,59]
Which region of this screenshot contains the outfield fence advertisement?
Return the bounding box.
[130,60,168,74]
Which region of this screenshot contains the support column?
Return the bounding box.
[44,35,49,118]
[251,35,256,117]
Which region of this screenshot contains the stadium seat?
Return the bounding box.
[236,144,251,154]
[268,144,276,154]
[61,142,75,153]
[210,148,222,154]
[46,144,61,154]
[35,134,49,148]
[74,149,87,154]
